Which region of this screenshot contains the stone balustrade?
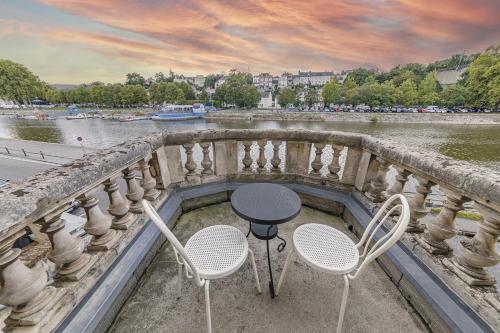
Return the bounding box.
[0,129,498,332]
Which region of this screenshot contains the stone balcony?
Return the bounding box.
[0,129,498,333]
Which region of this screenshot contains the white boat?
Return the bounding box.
[66,113,92,120]
[119,115,150,122]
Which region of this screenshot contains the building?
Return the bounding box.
[435,68,466,87]
[258,91,274,109]
[253,73,274,89]
[279,72,293,88]
[193,75,205,88]
[293,71,335,86]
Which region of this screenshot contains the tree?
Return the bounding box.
[125,72,146,87]
[0,59,49,105]
[439,85,471,108]
[340,76,358,105]
[204,74,223,89]
[465,48,500,109]
[176,81,195,100]
[345,68,376,86]
[418,72,439,105]
[304,86,318,108]
[154,71,174,83]
[213,72,259,108]
[278,88,297,108]
[394,79,418,106]
[199,89,209,103]
[322,77,341,106]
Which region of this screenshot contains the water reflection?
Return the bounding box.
[0,116,498,171]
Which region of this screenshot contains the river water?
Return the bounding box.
[0,116,499,172]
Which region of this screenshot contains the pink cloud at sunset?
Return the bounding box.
[0,0,498,83]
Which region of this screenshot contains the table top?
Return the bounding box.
[230,183,302,225]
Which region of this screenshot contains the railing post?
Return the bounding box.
[354,151,378,192]
[0,233,64,329]
[419,188,467,254]
[365,157,389,203]
[408,177,434,233]
[328,145,342,180]
[182,143,199,181]
[79,188,120,251]
[151,149,170,190]
[310,143,325,175]
[41,217,96,281]
[123,166,144,213]
[200,142,214,176]
[270,141,282,173]
[285,141,311,176]
[340,147,362,185]
[445,202,500,286]
[104,176,137,230]
[140,156,160,200]
[242,141,253,173]
[213,140,238,176]
[257,140,267,173]
[164,145,184,183]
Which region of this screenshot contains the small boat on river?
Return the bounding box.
[118,114,150,122]
[66,113,92,120]
[151,104,205,121]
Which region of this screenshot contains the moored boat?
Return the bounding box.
[152,104,205,121]
[66,113,92,120]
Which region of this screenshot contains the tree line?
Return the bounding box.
[279,46,499,109]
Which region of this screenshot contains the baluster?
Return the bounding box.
[408,177,434,233]
[420,189,467,254]
[385,167,410,215]
[79,189,119,251]
[200,142,214,176]
[366,157,389,203]
[270,141,282,173]
[104,176,137,230]
[328,145,342,179]
[41,217,95,281]
[257,140,267,173]
[310,143,325,175]
[140,156,160,200]
[183,143,197,179]
[123,166,144,213]
[242,141,253,173]
[445,202,500,286]
[0,234,64,329]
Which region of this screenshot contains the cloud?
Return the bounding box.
[6,0,500,80]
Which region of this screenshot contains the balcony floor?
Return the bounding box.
[108,202,428,333]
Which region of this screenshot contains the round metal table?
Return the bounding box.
[231,183,301,298]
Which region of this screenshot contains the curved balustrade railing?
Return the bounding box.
[0,129,498,332]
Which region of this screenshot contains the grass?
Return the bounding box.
[430,207,482,221]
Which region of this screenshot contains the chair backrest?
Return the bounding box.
[142,200,204,286]
[350,194,410,279]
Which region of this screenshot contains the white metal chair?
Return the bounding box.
[276,194,410,333]
[142,200,262,333]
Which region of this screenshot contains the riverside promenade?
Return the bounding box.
[0,138,96,183]
[205,110,500,124]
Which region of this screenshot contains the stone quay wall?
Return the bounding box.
[205,110,500,124]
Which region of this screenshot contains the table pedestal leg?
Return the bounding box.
[266,225,275,298]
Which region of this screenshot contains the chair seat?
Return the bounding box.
[293,223,359,274]
[185,225,248,279]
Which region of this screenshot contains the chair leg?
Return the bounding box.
[276,248,294,296]
[177,263,183,299]
[204,280,212,333]
[337,275,350,333]
[248,249,262,293]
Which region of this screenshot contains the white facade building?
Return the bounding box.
[293,71,335,86]
[253,73,274,89]
[258,91,274,109]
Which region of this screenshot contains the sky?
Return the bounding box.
[0,0,498,84]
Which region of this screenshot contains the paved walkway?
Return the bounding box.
[109,203,428,333]
[0,138,96,183]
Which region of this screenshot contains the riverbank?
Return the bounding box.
[205,110,500,124]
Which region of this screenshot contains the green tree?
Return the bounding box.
[125,72,146,87]
[322,77,341,106]
[418,72,439,105]
[305,86,318,108]
[278,88,297,108]
[199,89,209,103]
[204,74,223,89]
[465,47,500,109]
[345,68,376,86]
[176,81,195,100]
[0,59,49,105]
[340,76,358,105]
[439,85,471,108]
[213,72,259,108]
[394,79,418,106]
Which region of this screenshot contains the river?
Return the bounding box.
[0,116,499,172]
